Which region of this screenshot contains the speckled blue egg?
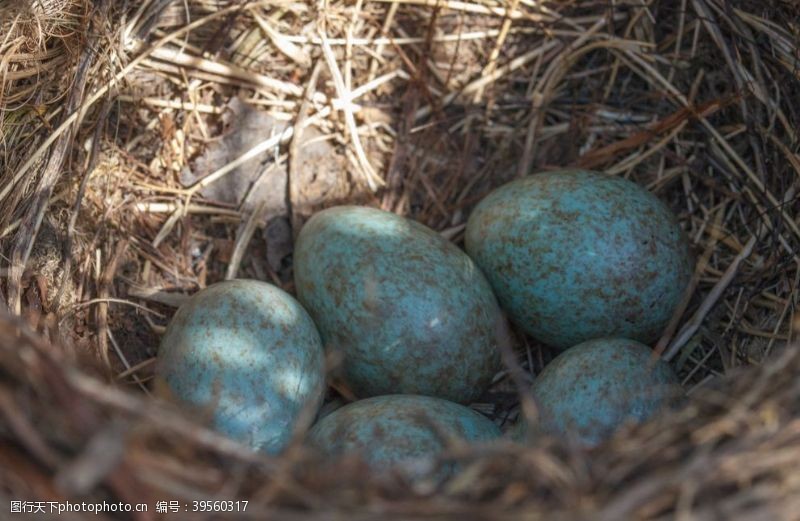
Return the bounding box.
[518,338,682,446]
[465,170,693,349]
[155,280,325,453]
[294,206,508,403]
[307,394,501,470]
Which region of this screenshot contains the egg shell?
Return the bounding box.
[465,170,693,349]
[155,280,325,453]
[294,206,508,403]
[307,394,501,471]
[520,337,682,446]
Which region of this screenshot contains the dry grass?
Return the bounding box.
[1,312,798,519]
[1,0,799,518]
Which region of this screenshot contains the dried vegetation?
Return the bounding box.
[1,0,799,519]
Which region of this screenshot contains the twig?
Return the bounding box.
[60,298,165,322]
[253,14,311,68]
[473,0,521,103]
[149,46,308,98]
[655,205,726,357]
[319,31,383,191]
[127,287,188,308]
[288,60,323,238]
[96,240,129,371]
[107,330,150,394]
[116,95,222,114]
[369,0,541,20]
[367,1,398,81]
[664,235,758,362]
[225,201,266,281]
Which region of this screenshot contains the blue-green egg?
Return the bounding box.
[294,206,508,403]
[155,280,325,453]
[307,394,501,471]
[517,338,682,446]
[465,170,693,349]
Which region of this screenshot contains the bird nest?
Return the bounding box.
[1,0,799,519]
